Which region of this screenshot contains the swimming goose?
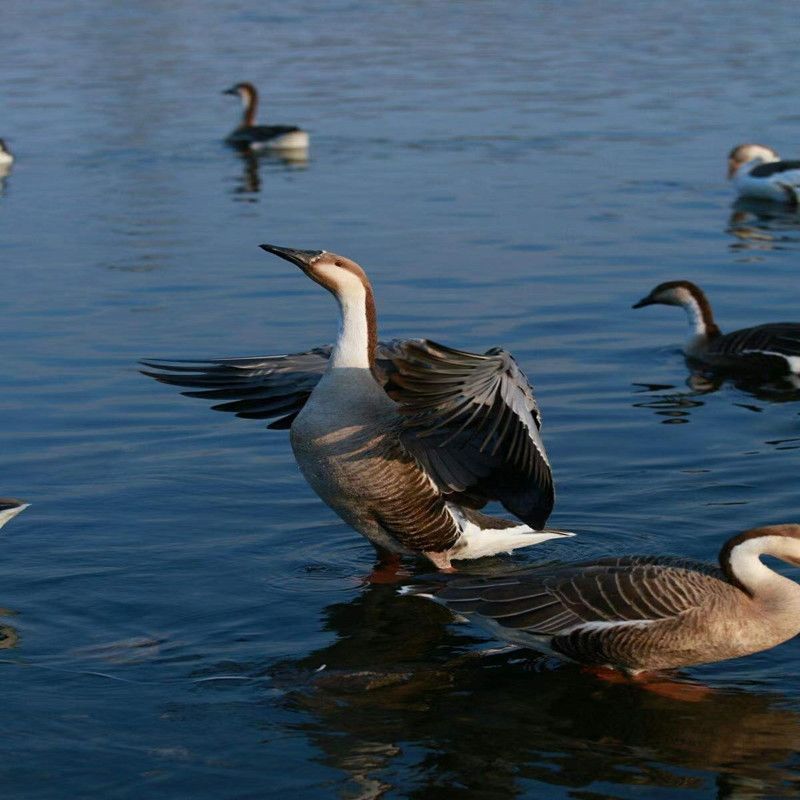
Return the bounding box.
[405,524,800,673]
[0,139,13,167]
[633,280,800,380]
[142,246,570,571]
[0,499,28,530]
[223,82,309,151]
[728,143,800,204]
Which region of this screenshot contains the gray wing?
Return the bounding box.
[141,347,333,429]
[707,323,800,373]
[382,339,553,529]
[427,556,724,635]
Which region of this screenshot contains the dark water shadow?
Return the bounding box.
[269,585,800,798]
[727,199,800,252]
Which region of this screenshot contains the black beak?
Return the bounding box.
[259,244,323,268]
[632,296,654,309]
[222,86,239,96]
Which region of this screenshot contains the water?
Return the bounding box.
[2,1,800,797]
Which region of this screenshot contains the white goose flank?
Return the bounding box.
[404,524,800,673]
[142,245,571,571]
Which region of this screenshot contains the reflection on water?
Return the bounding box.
[632,381,707,424]
[727,199,800,252]
[229,149,309,200]
[633,370,800,424]
[273,586,800,799]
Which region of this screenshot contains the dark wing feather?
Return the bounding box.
[227,125,301,144]
[140,347,332,429]
[706,323,800,374]
[749,160,800,179]
[381,339,553,528]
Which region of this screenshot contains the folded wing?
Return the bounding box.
[430,556,723,636]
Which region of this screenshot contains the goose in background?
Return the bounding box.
[633,280,800,381]
[0,499,28,531]
[728,143,800,204]
[404,524,800,673]
[223,82,309,152]
[142,246,570,573]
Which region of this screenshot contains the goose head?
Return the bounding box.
[259,244,377,369]
[0,499,28,531]
[633,280,720,340]
[632,280,709,310]
[728,143,780,179]
[223,81,258,105]
[259,244,371,299]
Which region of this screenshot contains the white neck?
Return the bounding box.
[330,279,371,370]
[727,536,800,600]
[680,294,707,338]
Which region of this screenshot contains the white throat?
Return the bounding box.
[680,294,707,338]
[329,273,372,370]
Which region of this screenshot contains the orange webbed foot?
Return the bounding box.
[582,665,714,702]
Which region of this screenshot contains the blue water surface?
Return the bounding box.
[2,2,800,797]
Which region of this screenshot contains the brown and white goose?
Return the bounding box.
[223,82,309,152]
[728,143,800,204]
[0,499,28,530]
[142,246,570,571]
[405,524,800,673]
[633,280,800,380]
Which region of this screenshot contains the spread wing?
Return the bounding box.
[426,556,723,636]
[141,338,554,528]
[140,347,333,430]
[140,342,410,428]
[382,339,553,529]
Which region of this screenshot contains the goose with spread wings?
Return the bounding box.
[142,246,570,570]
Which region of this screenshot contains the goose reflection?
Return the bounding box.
[727,198,800,252]
[271,585,800,799]
[230,149,308,200]
[633,372,800,425]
